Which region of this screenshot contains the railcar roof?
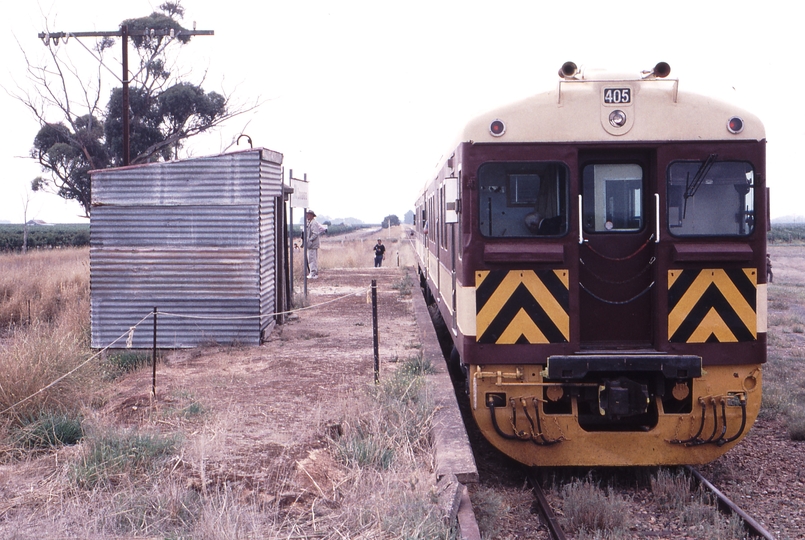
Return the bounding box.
[458,74,764,146]
[416,66,765,200]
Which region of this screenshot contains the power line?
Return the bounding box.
[37,27,214,166]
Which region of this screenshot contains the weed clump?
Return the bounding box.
[651,468,692,511]
[12,410,84,450]
[72,429,178,488]
[787,406,805,441]
[102,350,152,380]
[560,477,630,535]
[332,354,434,470]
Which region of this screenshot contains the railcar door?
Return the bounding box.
[578,150,656,349]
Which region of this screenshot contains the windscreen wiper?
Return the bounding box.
[683,153,718,218]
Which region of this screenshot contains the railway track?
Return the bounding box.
[526,467,776,540]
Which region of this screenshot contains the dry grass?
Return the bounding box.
[0,248,92,425]
[293,226,416,276]
[559,477,631,535]
[763,246,805,438]
[0,235,453,538]
[0,248,88,328]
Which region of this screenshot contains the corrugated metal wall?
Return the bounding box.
[90,148,284,348]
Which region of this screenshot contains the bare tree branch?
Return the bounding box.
[6,5,260,217]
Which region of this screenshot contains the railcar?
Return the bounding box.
[414,62,766,466]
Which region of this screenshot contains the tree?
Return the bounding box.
[381,215,400,229]
[13,1,251,217]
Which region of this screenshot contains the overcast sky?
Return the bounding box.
[2,1,802,224]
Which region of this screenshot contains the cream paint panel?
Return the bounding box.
[458,83,764,146]
[428,254,439,287]
[456,283,477,336]
[757,283,767,333]
[439,260,453,315]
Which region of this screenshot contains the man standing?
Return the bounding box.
[373,239,386,267]
[305,210,327,279]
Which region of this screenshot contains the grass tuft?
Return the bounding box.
[560,477,630,534]
[333,354,434,470]
[12,410,84,449]
[72,428,178,488]
[651,468,692,511]
[787,406,805,441]
[391,273,415,297]
[471,486,505,540]
[102,350,152,380]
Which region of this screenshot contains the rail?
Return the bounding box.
[687,466,776,540]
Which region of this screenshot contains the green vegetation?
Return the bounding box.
[0,223,89,252]
[391,273,415,297]
[72,429,178,488]
[332,353,434,470]
[102,350,152,380]
[768,223,805,244]
[22,3,238,217]
[327,354,452,539]
[12,410,84,450]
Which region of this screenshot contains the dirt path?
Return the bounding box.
[101,264,421,497]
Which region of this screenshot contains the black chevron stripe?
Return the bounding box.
[476,270,506,308]
[669,283,755,342]
[478,282,567,344]
[540,270,570,309]
[668,268,699,311]
[725,268,756,309]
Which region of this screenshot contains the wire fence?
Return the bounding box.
[1,286,373,418]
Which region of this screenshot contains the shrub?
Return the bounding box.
[12,410,84,449]
[391,273,414,297]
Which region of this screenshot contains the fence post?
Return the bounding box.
[152,307,157,397]
[372,280,379,384]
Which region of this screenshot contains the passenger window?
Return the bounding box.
[478,162,568,237]
[667,159,754,236]
[582,164,643,233]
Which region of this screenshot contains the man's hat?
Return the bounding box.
[306,210,316,217]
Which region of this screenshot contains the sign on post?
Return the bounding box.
[291,178,309,209]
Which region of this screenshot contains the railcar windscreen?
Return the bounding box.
[478,162,569,237]
[667,160,755,236]
[582,163,644,233]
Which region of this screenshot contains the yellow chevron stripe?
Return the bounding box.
[496,308,549,344]
[688,307,739,343]
[711,270,756,337]
[668,269,757,343]
[476,271,531,337]
[668,271,715,337]
[521,272,570,341]
[554,269,569,289]
[668,269,681,289]
[476,270,490,288]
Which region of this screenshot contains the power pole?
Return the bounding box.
[37,27,214,166]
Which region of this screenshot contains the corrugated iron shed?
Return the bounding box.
[90,148,286,348]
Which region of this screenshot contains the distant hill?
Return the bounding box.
[772,215,805,224]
